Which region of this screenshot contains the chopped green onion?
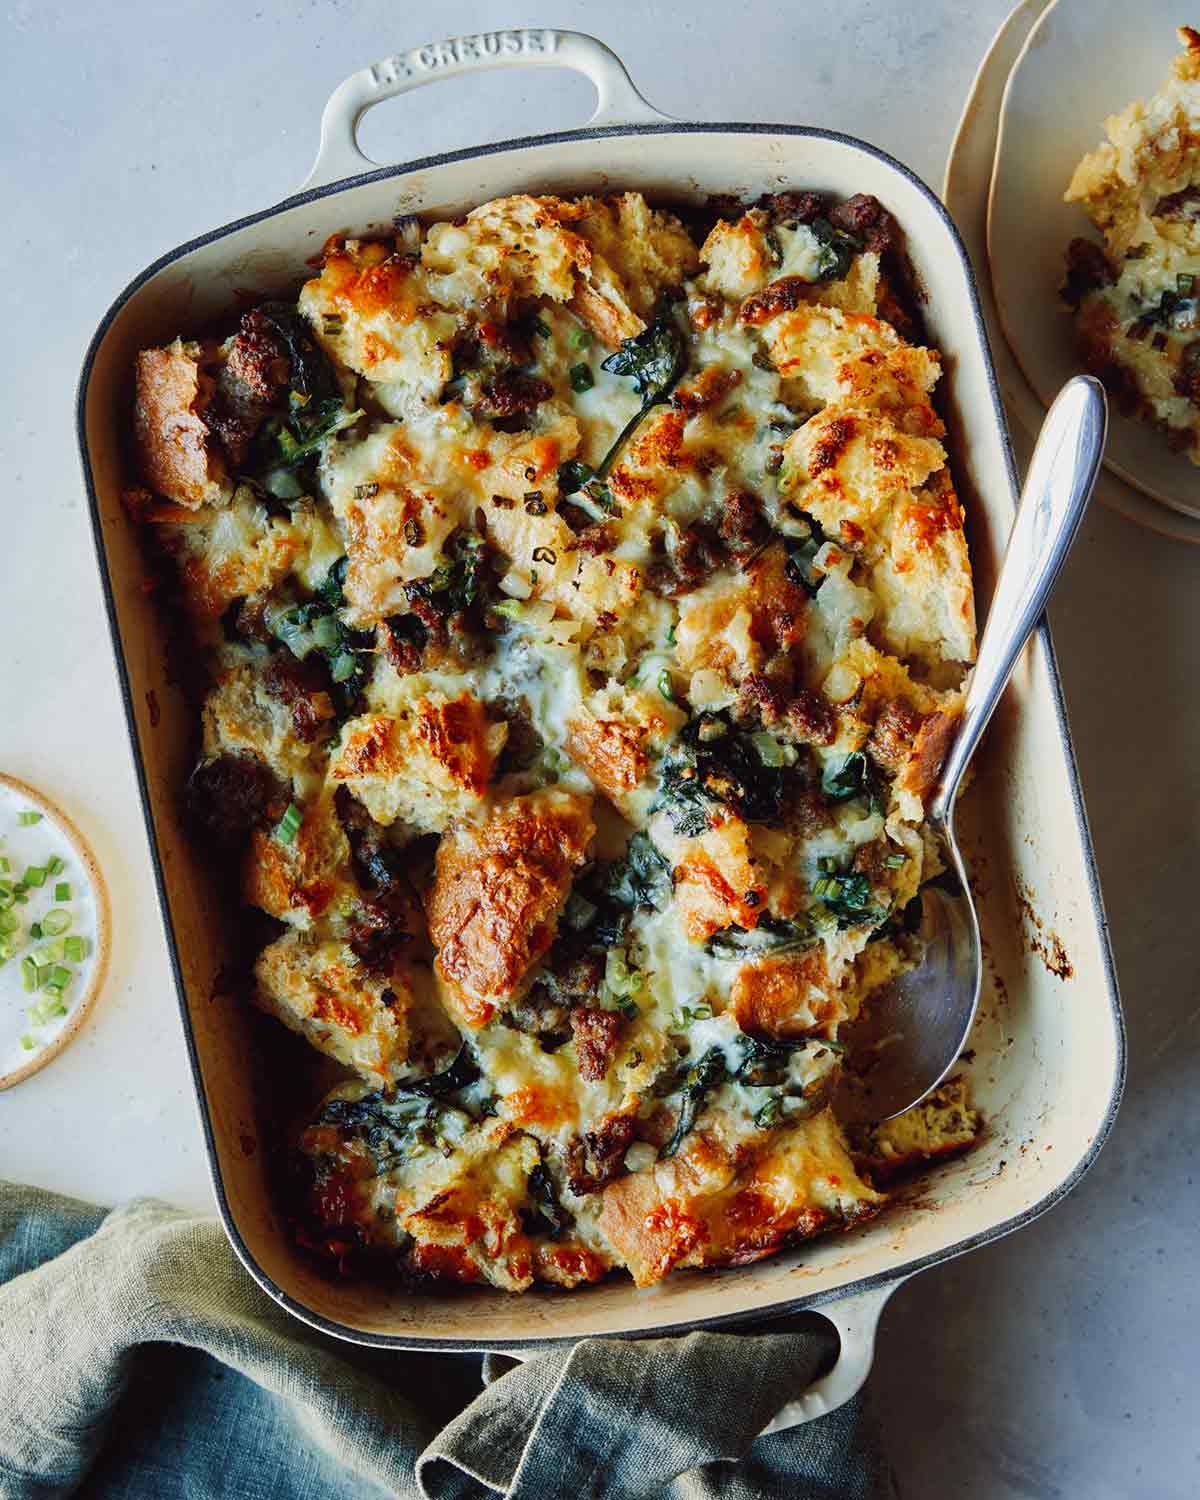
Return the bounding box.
[752,732,797,768]
[812,877,835,899]
[1179,273,1195,294]
[40,939,66,964]
[21,866,46,889]
[818,856,838,874]
[41,909,71,936]
[0,910,17,935]
[310,614,341,651]
[884,852,907,868]
[20,956,37,993]
[47,965,71,991]
[658,669,675,703]
[0,940,15,962]
[329,650,359,683]
[571,327,593,350]
[322,313,344,334]
[19,1034,35,1052]
[0,856,9,871]
[64,936,88,964]
[17,811,42,826]
[28,921,42,940]
[274,802,303,846]
[569,362,594,393]
[492,599,526,620]
[44,855,65,876]
[54,882,71,902]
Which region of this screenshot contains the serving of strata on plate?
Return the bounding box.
[124,187,982,1292]
[1063,25,1200,459]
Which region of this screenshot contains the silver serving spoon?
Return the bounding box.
[834,375,1107,1125]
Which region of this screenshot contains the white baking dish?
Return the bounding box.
[75,29,1124,1424]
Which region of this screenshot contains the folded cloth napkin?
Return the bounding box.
[0,1182,893,1499]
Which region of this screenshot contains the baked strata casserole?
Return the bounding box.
[1064,26,1200,459]
[125,187,980,1291]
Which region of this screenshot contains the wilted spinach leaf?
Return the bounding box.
[522,1162,570,1239]
[659,1046,727,1160]
[656,711,792,836]
[821,751,885,814]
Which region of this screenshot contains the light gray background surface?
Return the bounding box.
[1,2,1195,1496]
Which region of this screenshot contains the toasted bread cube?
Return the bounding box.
[731,950,848,1038]
[243,790,355,930]
[133,340,230,508]
[331,688,505,834]
[255,930,412,1084]
[299,238,455,393]
[849,1076,980,1180]
[426,789,595,1028]
[764,303,941,410]
[596,1110,881,1286]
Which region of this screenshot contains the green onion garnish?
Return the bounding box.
[19,1034,35,1052]
[47,965,71,991]
[20,956,37,993]
[329,650,358,683]
[0,856,9,871]
[28,921,42,940]
[21,866,46,889]
[64,936,87,964]
[884,852,907,868]
[274,802,303,845]
[40,939,66,964]
[0,910,17,936]
[54,882,70,902]
[17,811,42,826]
[44,855,64,876]
[42,909,71,936]
[571,327,593,350]
[658,669,675,703]
[0,939,15,963]
[569,362,594,393]
[492,599,525,620]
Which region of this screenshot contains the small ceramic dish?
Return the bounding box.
[988,0,1200,521]
[0,774,111,1089]
[946,0,1200,543]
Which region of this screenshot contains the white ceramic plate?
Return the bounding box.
[989,0,1200,520]
[946,0,1200,543]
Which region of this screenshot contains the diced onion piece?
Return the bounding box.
[689,668,735,709]
[623,1142,657,1173]
[500,569,533,600]
[823,662,862,703]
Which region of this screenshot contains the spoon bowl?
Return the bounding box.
[835,375,1107,1125]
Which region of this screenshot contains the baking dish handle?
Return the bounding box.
[301,29,672,191]
[753,1277,906,1434]
[491,1277,904,1437]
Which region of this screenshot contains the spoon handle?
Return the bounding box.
[931,375,1107,822]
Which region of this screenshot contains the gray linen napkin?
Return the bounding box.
[0,1182,893,1499]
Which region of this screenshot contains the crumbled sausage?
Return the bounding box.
[347,886,416,972]
[738,275,810,325]
[827,193,900,256]
[566,523,616,556]
[757,189,826,224]
[261,653,336,743]
[737,672,788,727]
[570,1007,623,1082]
[719,489,769,564]
[1063,238,1115,308]
[786,688,836,746]
[480,371,554,419]
[867,699,924,775]
[378,615,426,674]
[648,524,725,597]
[564,1113,636,1195]
[187,753,278,849]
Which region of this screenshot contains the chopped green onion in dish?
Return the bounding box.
[569,362,594,393]
[44,965,71,993]
[28,921,42,940]
[64,936,88,964]
[17,811,42,827]
[21,866,46,889]
[40,939,66,964]
[274,802,303,845]
[0,910,17,935]
[20,956,37,993]
[44,855,65,876]
[19,1034,35,1052]
[54,882,71,902]
[41,909,71,936]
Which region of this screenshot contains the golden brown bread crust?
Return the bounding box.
[730,951,848,1039]
[425,789,595,1027]
[133,343,229,507]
